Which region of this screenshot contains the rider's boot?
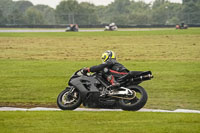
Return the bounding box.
[106,82,120,90]
[106,75,120,89]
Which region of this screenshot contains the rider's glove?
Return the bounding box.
[82,68,90,75]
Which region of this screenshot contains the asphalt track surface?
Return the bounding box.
[0,107,200,113]
[0,28,173,32]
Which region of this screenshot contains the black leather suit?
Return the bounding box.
[89,59,129,85]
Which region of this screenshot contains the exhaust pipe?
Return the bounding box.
[133,74,153,81]
[118,71,153,82]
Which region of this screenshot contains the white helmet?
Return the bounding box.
[110,23,115,26]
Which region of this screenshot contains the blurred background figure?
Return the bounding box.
[105,22,118,31]
[66,24,79,32]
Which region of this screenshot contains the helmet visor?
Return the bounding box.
[101,53,108,62]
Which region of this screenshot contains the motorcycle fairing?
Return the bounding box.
[69,75,100,101]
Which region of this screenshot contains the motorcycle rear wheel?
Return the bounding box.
[118,85,148,111]
[57,87,82,110]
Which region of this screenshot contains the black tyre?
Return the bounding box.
[118,85,148,111]
[57,86,82,110]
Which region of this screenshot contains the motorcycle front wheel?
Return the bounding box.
[57,86,82,110]
[118,85,148,111]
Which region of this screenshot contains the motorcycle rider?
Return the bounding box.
[68,24,79,31]
[83,50,129,89]
[109,22,116,30]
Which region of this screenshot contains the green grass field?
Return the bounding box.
[0,28,200,133]
[1,111,200,133]
[0,28,200,109]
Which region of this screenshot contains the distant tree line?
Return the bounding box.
[0,0,200,25]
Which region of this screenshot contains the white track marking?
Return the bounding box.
[0,107,200,113]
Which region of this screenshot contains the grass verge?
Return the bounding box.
[0,28,199,110]
[0,111,199,133]
[0,60,199,110]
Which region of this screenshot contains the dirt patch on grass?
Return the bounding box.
[0,35,199,61]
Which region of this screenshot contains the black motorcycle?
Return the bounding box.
[65,24,79,32]
[57,69,153,111]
